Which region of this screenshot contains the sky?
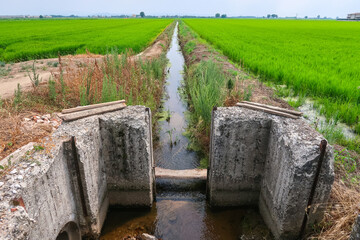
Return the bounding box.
[1,0,359,18]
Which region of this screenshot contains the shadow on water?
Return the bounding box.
[100,22,272,240]
[102,192,270,240]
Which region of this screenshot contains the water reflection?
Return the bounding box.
[101,192,271,240]
[153,23,199,170]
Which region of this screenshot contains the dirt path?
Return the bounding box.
[0,59,57,99]
[0,38,166,99]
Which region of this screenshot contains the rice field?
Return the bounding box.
[183,19,360,131]
[0,18,172,62]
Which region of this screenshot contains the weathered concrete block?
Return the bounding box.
[350,215,360,240]
[259,117,334,239]
[208,109,271,206]
[0,106,154,239]
[99,106,154,207]
[55,116,108,237]
[208,107,334,240]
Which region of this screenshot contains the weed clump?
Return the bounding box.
[13,84,22,107]
[186,60,225,125]
[48,78,57,101]
[48,49,168,118]
[27,61,42,89]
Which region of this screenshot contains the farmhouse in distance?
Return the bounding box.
[347,12,360,20]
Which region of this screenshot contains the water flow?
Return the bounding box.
[100,23,271,240]
[154,23,199,170]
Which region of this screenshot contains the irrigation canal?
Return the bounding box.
[100,23,271,240]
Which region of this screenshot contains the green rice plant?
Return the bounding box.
[184,19,360,129]
[0,19,172,62]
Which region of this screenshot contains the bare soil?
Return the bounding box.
[0,38,167,100]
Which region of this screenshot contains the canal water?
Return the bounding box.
[100,23,272,240]
[153,22,199,170]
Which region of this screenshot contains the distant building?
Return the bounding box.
[0,15,25,19]
[347,13,360,20]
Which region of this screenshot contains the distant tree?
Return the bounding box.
[221,14,227,18]
[140,12,145,18]
[267,14,271,18]
[271,14,278,18]
[39,15,44,19]
[305,16,308,19]
[215,13,220,18]
[317,15,320,19]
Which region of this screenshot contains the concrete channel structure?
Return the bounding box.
[350,215,360,240]
[0,104,336,239]
[0,106,154,239]
[208,106,334,239]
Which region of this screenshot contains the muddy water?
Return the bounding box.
[100,23,271,240]
[153,23,199,170]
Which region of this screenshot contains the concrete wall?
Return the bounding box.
[0,106,154,240]
[350,215,360,240]
[208,107,334,240]
[99,108,154,207]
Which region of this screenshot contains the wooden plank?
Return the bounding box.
[62,99,126,114]
[58,103,127,122]
[240,101,303,116]
[155,167,207,180]
[236,103,299,119]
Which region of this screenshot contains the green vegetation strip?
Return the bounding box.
[183,19,360,132]
[0,18,172,62]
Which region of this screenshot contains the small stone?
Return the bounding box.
[0,182,4,187]
[17,175,23,180]
[13,184,21,189]
[24,118,31,121]
[42,114,51,120]
[10,169,17,175]
[37,119,44,123]
[141,233,157,240]
[30,163,36,167]
[11,190,17,194]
